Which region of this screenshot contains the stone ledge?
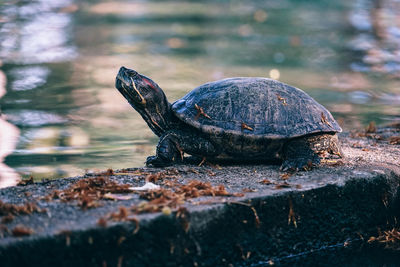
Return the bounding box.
[0,134,399,266]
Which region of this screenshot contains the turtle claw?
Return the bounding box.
[146,156,172,167]
[280,156,320,172]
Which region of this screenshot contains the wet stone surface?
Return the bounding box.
[0,132,399,266]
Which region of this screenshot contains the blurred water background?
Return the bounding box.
[0,0,399,187]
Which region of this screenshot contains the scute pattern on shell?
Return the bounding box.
[172,78,342,139]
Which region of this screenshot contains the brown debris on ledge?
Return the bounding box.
[368,228,400,250]
[44,176,132,210]
[351,121,400,145]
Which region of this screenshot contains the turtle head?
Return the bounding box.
[116,66,164,106]
[115,66,171,136]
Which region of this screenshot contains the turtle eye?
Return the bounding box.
[126,69,138,77]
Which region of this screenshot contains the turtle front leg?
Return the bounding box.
[281,134,342,171]
[146,130,218,167]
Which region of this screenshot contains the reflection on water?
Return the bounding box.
[0,117,20,188]
[349,0,400,77]
[0,0,399,187]
[0,0,77,64]
[0,68,20,187]
[6,110,68,126]
[10,66,50,91]
[0,0,78,185]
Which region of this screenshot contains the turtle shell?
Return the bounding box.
[171,78,342,139]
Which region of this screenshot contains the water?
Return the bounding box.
[0,0,399,187]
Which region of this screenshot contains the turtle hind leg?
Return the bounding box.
[326,134,344,158]
[146,130,218,167]
[280,133,342,171]
[280,147,320,172]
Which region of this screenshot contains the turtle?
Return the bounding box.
[115,66,343,171]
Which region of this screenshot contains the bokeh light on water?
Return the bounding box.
[0,0,399,186]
